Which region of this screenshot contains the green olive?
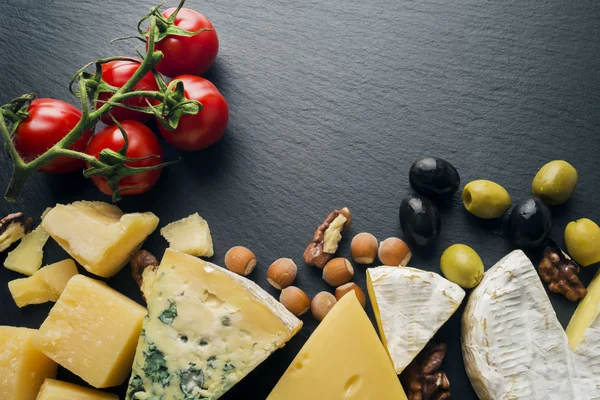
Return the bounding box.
[440,244,484,288]
[532,160,578,205]
[564,218,600,266]
[462,180,512,219]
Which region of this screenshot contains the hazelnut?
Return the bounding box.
[322,258,354,286]
[224,246,257,276]
[335,282,367,308]
[311,291,337,321]
[339,207,352,231]
[350,232,378,264]
[280,286,310,316]
[378,237,412,266]
[267,258,297,290]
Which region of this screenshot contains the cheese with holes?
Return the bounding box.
[4,223,49,276]
[367,266,465,374]
[8,259,78,307]
[34,275,146,388]
[126,249,302,400]
[37,379,118,400]
[462,250,600,400]
[160,213,214,257]
[42,201,159,278]
[267,292,408,400]
[0,326,57,400]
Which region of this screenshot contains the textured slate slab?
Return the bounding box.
[0,0,599,398]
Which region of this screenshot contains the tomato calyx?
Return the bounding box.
[137,0,214,43]
[0,94,35,140]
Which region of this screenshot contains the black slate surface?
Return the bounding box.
[1,0,599,398]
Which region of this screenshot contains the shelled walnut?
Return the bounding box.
[401,343,451,400]
[538,239,587,301]
[303,207,351,268]
[130,250,159,301]
[0,212,34,252]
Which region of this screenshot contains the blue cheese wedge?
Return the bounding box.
[126,249,302,400]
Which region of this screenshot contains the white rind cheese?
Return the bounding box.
[367,266,465,374]
[462,250,600,400]
[127,249,302,400]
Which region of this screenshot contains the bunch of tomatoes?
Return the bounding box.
[13,6,228,196]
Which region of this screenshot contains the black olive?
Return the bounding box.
[507,197,552,247]
[409,156,460,197]
[399,195,441,247]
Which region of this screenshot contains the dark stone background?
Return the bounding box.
[1,0,599,398]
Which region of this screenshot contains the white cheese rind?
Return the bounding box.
[367,266,465,374]
[462,250,600,400]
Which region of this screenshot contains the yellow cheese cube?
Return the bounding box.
[160,213,214,257]
[33,275,146,388]
[36,379,118,400]
[0,326,57,400]
[8,259,78,308]
[42,201,159,278]
[4,223,50,276]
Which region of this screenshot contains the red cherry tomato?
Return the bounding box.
[149,8,219,77]
[13,98,92,174]
[96,60,160,124]
[86,120,163,196]
[158,75,228,151]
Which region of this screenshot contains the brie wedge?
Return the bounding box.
[462,250,600,400]
[367,266,465,374]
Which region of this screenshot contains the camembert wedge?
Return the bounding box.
[42,201,159,278]
[126,249,302,400]
[367,266,465,374]
[267,292,408,400]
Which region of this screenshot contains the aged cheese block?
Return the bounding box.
[0,326,57,400]
[160,213,214,257]
[36,379,118,400]
[267,292,408,400]
[34,275,146,388]
[8,259,78,307]
[126,249,302,400]
[4,223,49,276]
[42,201,159,277]
[367,266,465,374]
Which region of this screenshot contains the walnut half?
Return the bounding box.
[401,343,451,400]
[130,250,159,302]
[303,207,351,269]
[538,239,587,301]
[0,212,34,252]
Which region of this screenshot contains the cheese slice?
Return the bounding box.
[267,292,408,400]
[462,250,600,400]
[160,213,214,257]
[126,249,302,400]
[34,275,146,388]
[36,379,118,400]
[567,270,600,350]
[42,201,159,278]
[0,326,57,400]
[4,223,49,276]
[367,266,465,374]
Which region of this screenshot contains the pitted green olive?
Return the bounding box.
[440,244,484,289]
[532,160,578,206]
[462,180,512,219]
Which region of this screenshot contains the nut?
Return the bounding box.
[401,342,451,400]
[130,250,159,302]
[351,232,378,264]
[538,239,587,301]
[323,258,354,286]
[280,286,310,316]
[379,237,412,266]
[311,291,337,321]
[335,282,366,308]
[225,246,257,276]
[267,258,297,290]
[0,212,34,252]
[303,208,351,268]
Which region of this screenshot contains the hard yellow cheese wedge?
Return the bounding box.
[36,379,118,400]
[8,259,78,308]
[34,275,146,388]
[0,326,57,400]
[126,249,302,400]
[42,201,159,278]
[567,270,600,349]
[160,213,214,257]
[4,223,49,275]
[267,292,408,400]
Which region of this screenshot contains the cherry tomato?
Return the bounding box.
[13,98,92,174]
[158,75,228,151]
[86,120,163,196]
[96,60,160,124]
[150,8,219,77]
